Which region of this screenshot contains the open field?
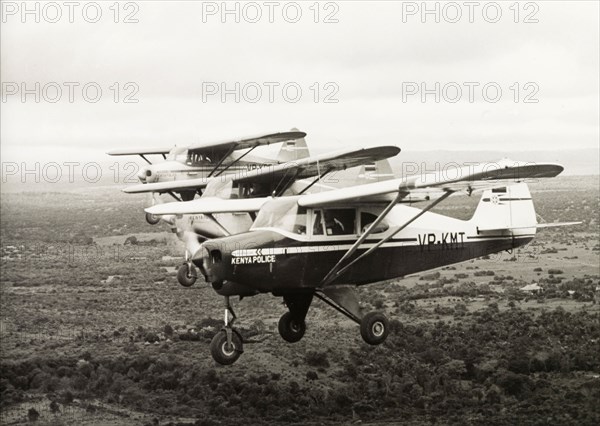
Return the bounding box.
[1,175,599,425]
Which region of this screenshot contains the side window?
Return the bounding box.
[323,209,356,236]
[292,207,308,235]
[312,210,324,235]
[360,212,389,234]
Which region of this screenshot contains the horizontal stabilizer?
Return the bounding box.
[535,222,582,228]
[478,221,582,232]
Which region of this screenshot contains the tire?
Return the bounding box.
[210,330,243,365]
[360,312,389,345]
[145,212,161,225]
[278,312,306,343]
[177,264,197,287]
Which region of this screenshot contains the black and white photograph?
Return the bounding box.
[1,1,599,425]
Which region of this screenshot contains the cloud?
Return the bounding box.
[1,1,598,160]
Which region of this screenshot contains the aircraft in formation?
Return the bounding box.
[113,131,575,365]
[114,130,400,286]
[108,130,310,224]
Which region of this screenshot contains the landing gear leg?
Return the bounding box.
[177,251,197,287]
[315,288,390,346]
[278,293,312,343]
[210,296,243,365]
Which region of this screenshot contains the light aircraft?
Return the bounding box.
[135,148,401,286]
[147,159,576,365]
[108,130,309,224]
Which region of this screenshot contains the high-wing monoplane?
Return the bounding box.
[145,159,577,364]
[143,148,401,286]
[108,129,309,223]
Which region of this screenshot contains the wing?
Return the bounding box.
[145,197,271,216]
[109,131,306,166]
[188,130,307,158]
[233,146,401,188]
[122,145,401,195]
[107,147,171,156]
[123,178,210,194]
[298,160,564,207]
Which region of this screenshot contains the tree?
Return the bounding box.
[27,407,40,422]
[124,236,138,245]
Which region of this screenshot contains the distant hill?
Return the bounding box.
[0,149,597,193]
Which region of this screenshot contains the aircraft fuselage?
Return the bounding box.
[139,156,277,184]
[196,204,535,296]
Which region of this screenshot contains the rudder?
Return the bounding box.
[470,183,537,234]
[277,128,310,162]
[355,159,395,184]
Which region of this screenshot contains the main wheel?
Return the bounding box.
[278,312,306,343]
[145,212,161,225]
[177,264,197,287]
[210,330,243,365]
[360,312,389,345]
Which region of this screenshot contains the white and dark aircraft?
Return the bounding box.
[146,159,576,365]
[108,130,309,223]
[139,147,402,286]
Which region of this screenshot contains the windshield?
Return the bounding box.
[167,146,187,160]
[167,147,211,165]
[251,197,307,235]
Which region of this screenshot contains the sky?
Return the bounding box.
[1,0,599,164]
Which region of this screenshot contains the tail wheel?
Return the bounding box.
[360,312,389,345]
[278,312,306,343]
[145,212,161,225]
[210,330,243,365]
[177,264,197,287]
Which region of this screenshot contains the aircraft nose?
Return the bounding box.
[138,167,152,183]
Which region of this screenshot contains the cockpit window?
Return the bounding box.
[251,197,307,234]
[360,212,388,234]
[167,147,211,166]
[322,209,356,236]
[186,152,210,166]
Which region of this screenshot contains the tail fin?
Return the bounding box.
[470,183,536,234]
[355,159,395,185]
[277,128,310,162]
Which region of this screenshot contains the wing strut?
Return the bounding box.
[273,168,301,197]
[298,169,332,195]
[207,145,237,178]
[320,190,453,287]
[167,191,182,202]
[140,155,152,165]
[214,144,259,178]
[206,214,231,236]
[314,290,361,324]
